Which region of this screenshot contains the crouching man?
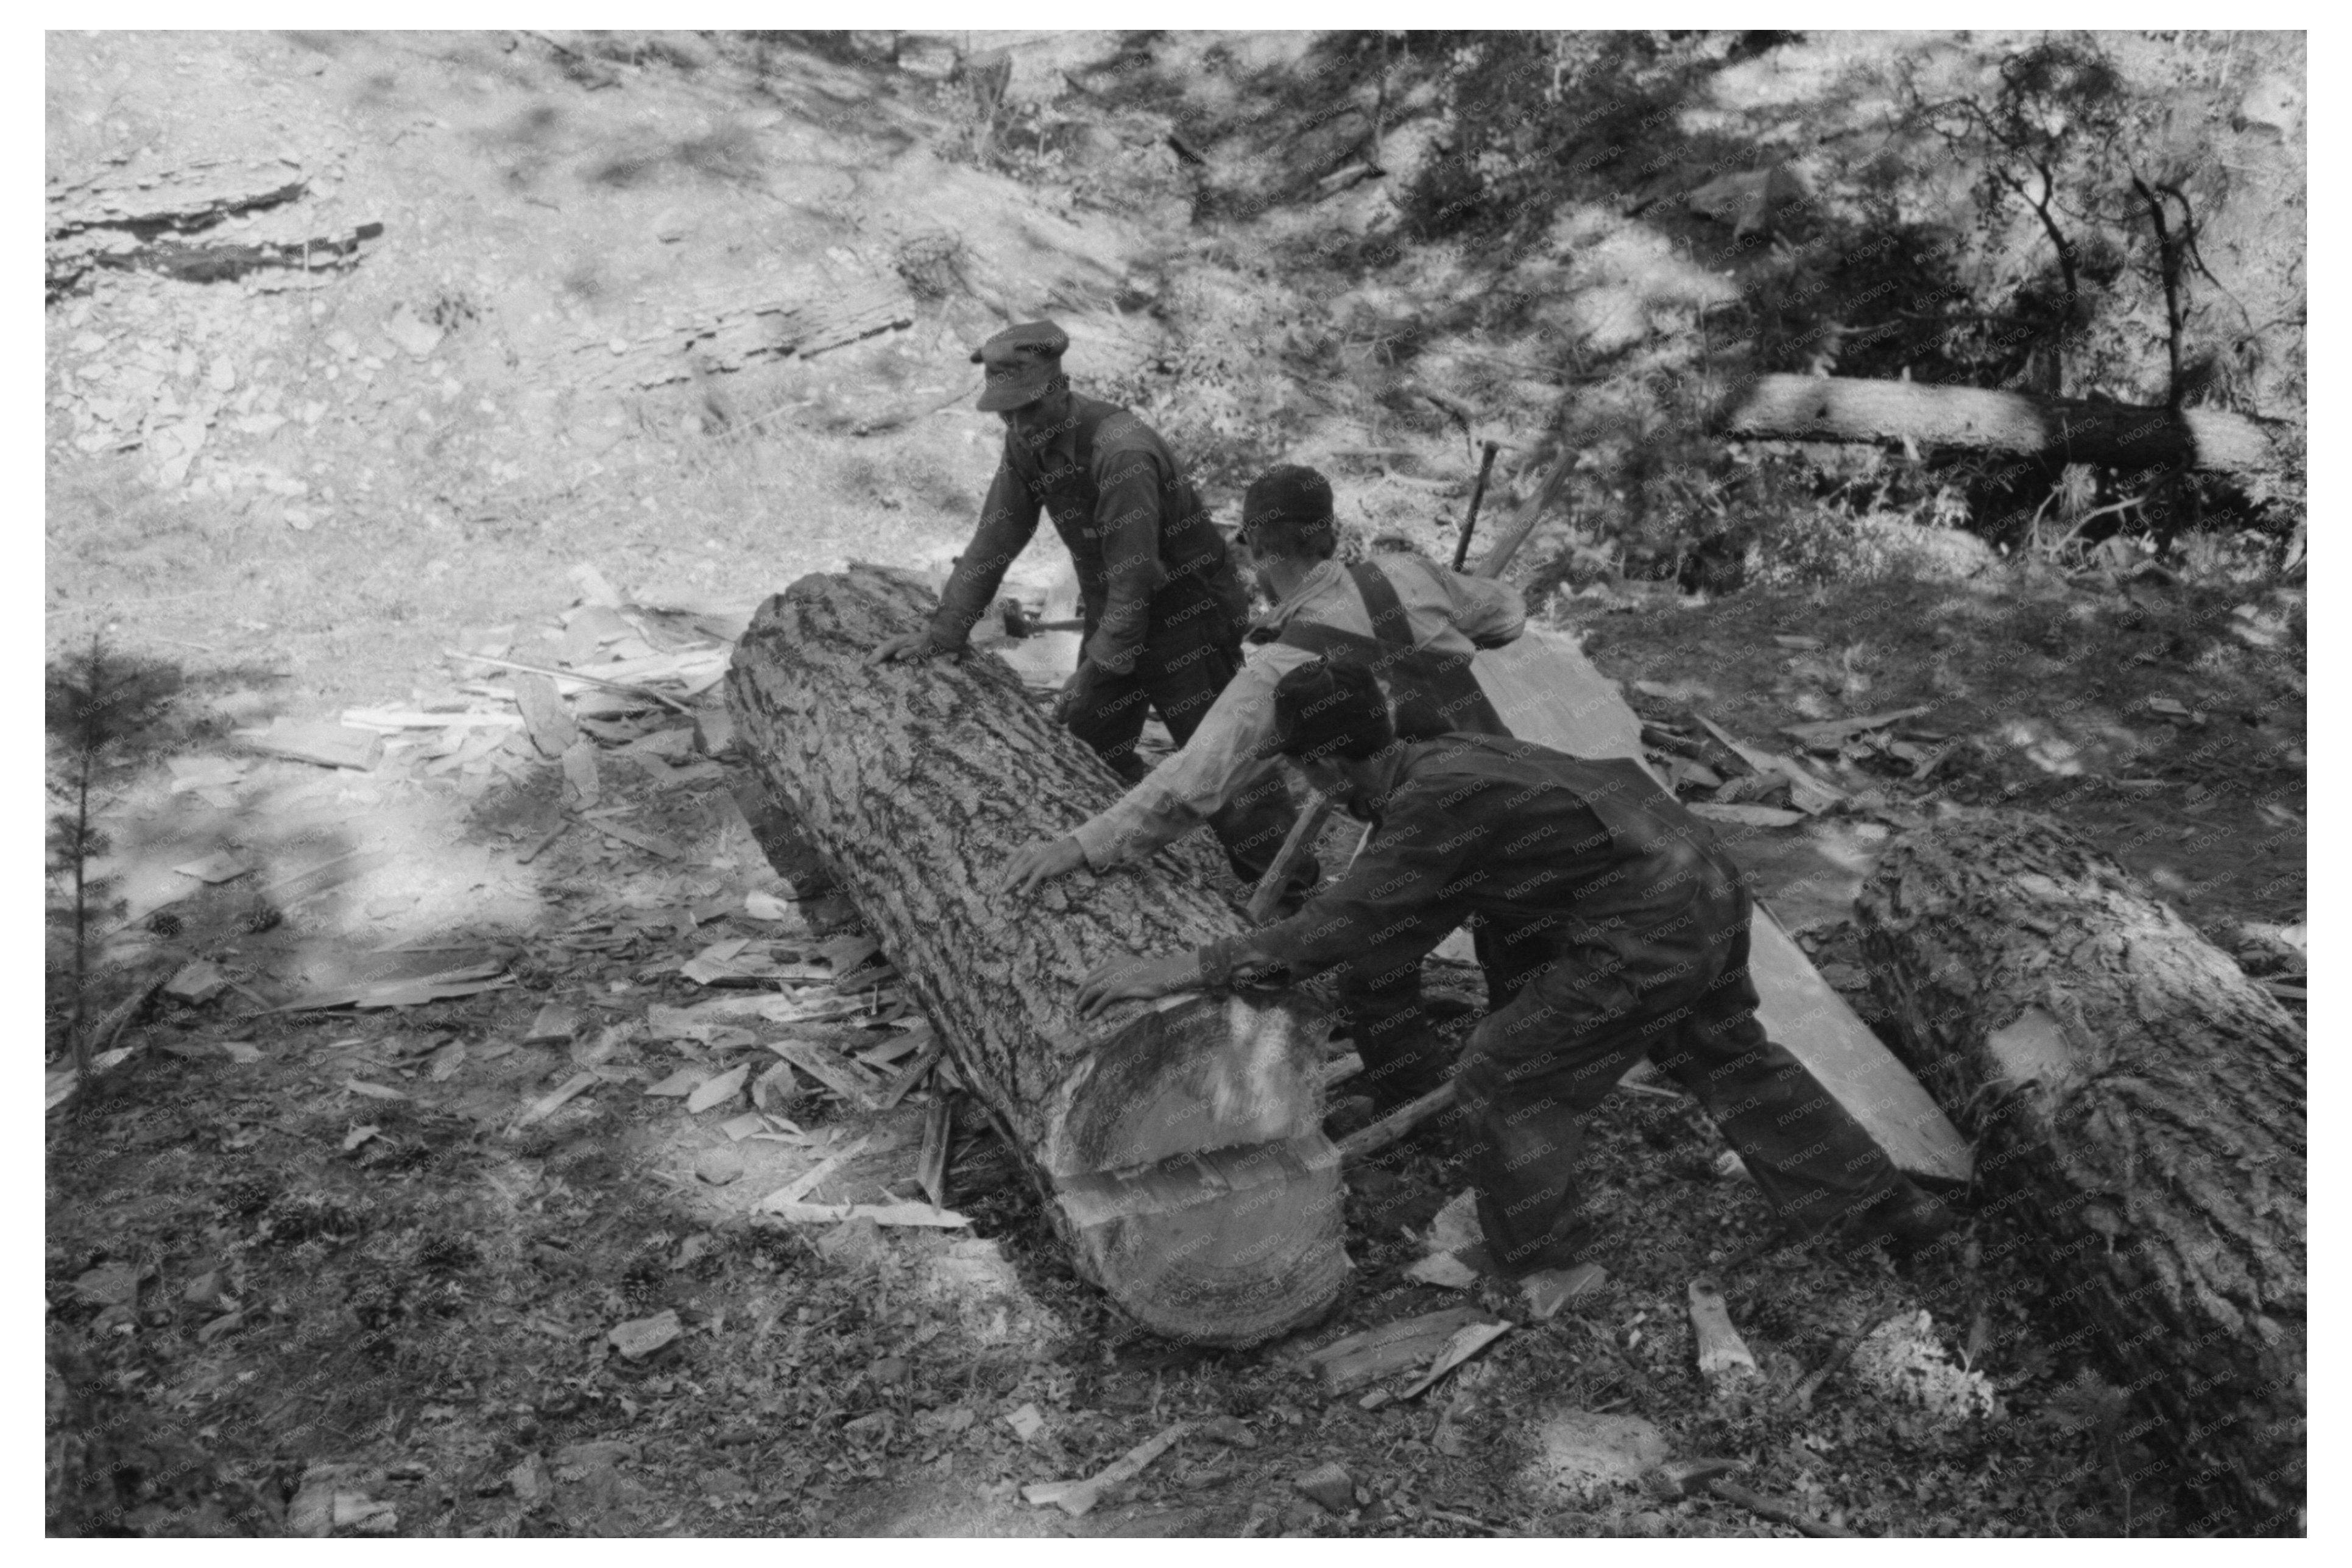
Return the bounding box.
[1001,463,1525,1114]
[1075,658,1951,1277]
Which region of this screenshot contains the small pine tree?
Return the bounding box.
[44,637,179,1090]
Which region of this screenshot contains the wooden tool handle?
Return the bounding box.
[1245,789,1337,925]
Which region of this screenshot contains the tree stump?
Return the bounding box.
[1856,813,2304,1535]
[726,566,1348,1346]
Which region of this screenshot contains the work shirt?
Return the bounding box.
[928,396,1248,676]
[1195,733,1729,1001]
[1072,554,1525,870]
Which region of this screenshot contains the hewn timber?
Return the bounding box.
[1471,629,1973,1184]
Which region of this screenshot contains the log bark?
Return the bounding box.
[726,566,1348,1346]
[1856,813,2304,1536]
[1723,373,2282,481]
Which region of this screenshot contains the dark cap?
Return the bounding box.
[1251,657,1397,763]
[1241,464,1335,536]
[970,320,1070,412]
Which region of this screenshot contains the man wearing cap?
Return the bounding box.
[998,462,1527,1114]
[1070,658,1955,1278]
[872,320,1296,886]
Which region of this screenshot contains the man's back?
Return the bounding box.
[1071,552,1527,869]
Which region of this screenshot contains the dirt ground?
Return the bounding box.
[45,30,2304,1539]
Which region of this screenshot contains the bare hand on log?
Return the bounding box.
[999,835,1087,895]
[867,628,965,666]
[1050,659,1100,726]
[1076,952,1202,1019]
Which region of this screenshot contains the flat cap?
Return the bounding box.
[1251,657,1397,763]
[970,320,1070,412]
[1241,464,1335,535]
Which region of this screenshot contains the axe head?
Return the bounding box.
[1645,1457,1746,1499]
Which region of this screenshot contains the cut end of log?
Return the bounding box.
[1046,996,1349,1347]
[1045,995,1321,1175]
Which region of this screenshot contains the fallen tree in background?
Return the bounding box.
[726,566,1348,1347]
[1723,373,2282,481]
[1857,812,2305,1536]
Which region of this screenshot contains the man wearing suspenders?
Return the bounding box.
[1001,464,1528,1114]
[1068,659,1954,1279]
[874,320,1299,889]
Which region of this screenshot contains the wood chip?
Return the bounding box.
[856,1032,925,1069]
[685,1062,750,1114]
[586,816,685,861]
[1688,1277,1762,1391]
[756,1135,872,1207]
[693,708,736,758]
[524,1004,580,1044]
[244,721,384,771]
[750,1058,798,1112]
[1693,714,1846,813]
[1687,802,1807,828]
[164,959,229,1003]
[877,1037,945,1109]
[514,1070,598,1128]
[1395,1320,1512,1400]
[818,933,881,974]
[771,1040,883,1108]
[645,1066,707,1098]
[916,1095,952,1209]
[270,959,510,1013]
[1405,1251,1480,1290]
[1302,1308,1493,1396]
[172,851,252,885]
[1521,1262,1608,1322]
[609,1308,681,1361]
[1780,706,1934,748]
[1022,1421,1190,1517]
[561,739,602,808]
[742,890,795,922]
[758,1199,970,1227]
[1291,1460,1355,1516]
[344,708,525,732]
[514,673,579,757]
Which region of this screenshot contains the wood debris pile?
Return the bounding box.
[1631,686,1952,831]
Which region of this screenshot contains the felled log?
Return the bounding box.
[1857,813,2305,1536]
[1723,373,2282,481]
[726,567,1347,1346]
